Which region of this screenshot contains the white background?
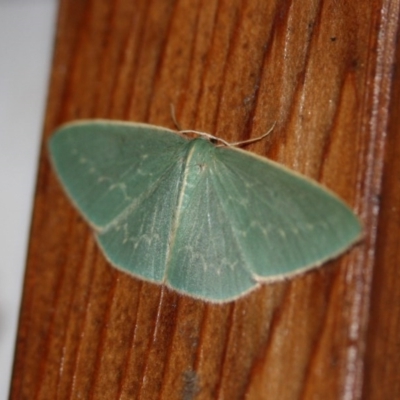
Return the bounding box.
[0,0,57,397]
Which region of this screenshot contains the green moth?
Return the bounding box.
[49,120,361,302]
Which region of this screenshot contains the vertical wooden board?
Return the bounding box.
[10,0,400,399]
[116,284,166,399]
[363,7,400,398]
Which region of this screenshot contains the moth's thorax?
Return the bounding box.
[184,138,215,171]
[178,138,215,211]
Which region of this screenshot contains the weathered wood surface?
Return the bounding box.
[10,0,400,399]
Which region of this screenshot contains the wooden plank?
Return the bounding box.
[363,6,400,397]
[10,0,400,398]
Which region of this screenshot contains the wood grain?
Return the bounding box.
[10,0,400,399]
[363,7,400,398]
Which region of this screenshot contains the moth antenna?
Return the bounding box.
[229,122,276,147]
[170,103,182,131]
[180,123,276,148]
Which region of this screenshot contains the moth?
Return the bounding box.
[49,120,361,302]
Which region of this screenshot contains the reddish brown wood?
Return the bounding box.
[363,7,400,398]
[10,0,400,399]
